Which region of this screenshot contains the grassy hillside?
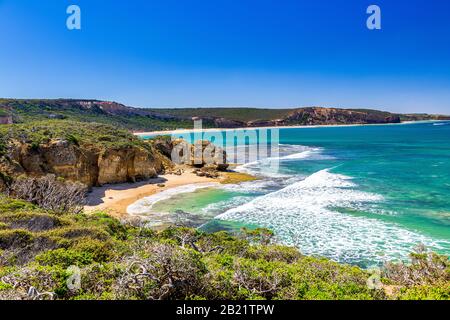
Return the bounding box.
[0,99,195,131]
[2,99,448,132]
[151,107,293,122]
[0,120,148,150]
[0,195,448,300]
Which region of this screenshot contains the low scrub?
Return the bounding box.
[7,175,86,214]
[0,197,448,300]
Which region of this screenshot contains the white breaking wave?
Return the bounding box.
[201,196,256,215]
[127,183,218,216]
[219,179,279,194]
[278,147,334,161]
[280,150,316,160]
[235,161,292,179]
[234,145,329,178]
[216,169,450,264]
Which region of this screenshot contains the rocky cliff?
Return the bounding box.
[152,136,229,171]
[2,98,448,131]
[1,139,163,188]
[282,107,401,125]
[150,136,229,178]
[0,121,166,189]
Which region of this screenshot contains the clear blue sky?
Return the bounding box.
[1,0,449,113]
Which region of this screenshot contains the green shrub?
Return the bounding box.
[397,283,450,300]
[0,229,34,250]
[77,212,130,240]
[244,244,301,263]
[0,196,37,212]
[65,134,79,146]
[240,227,274,245]
[0,281,13,291]
[71,238,115,263]
[35,248,94,268]
[0,172,12,186]
[0,195,447,301]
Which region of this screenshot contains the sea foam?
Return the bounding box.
[127,183,218,216]
[216,169,450,265]
[234,144,328,178]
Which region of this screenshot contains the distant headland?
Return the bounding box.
[1,98,449,132]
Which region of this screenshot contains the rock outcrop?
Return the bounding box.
[171,139,229,172]
[150,138,229,178]
[151,136,173,158]
[1,139,164,187]
[282,107,401,125]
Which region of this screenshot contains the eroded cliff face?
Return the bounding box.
[151,137,229,178]
[170,139,229,171]
[283,107,401,125]
[189,107,402,128]
[97,147,160,185]
[1,139,164,187]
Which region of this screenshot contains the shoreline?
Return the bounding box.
[84,170,255,219]
[86,119,449,225]
[134,120,444,137]
[84,171,216,219]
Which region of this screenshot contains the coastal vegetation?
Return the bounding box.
[0,109,449,301]
[0,120,149,150]
[0,196,448,300]
[0,99,194,131]
[1,99,449,131]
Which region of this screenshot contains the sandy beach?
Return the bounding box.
[85,121,442,222]
[133,121,427,137]
[84,171,216,218]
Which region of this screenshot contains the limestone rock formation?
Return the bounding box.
[1,139,164,187]
[171,139,229,172]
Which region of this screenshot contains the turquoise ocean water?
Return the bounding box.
[135,121,450,267]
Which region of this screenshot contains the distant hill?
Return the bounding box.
[1,98,449,131]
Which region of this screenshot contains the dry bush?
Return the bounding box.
[114,242,206,300]
[0,267,58,300]
[240,227,274,245]
[76,264,121,298]
[383,244,449,286]
[8,175,86,214]
[232,259,288,299]
[0,248,15,266]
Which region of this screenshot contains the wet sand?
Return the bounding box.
[84,171,216,218]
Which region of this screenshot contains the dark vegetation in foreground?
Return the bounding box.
[0,195,448,300]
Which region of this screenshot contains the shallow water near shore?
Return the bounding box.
[137,121,450,267]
